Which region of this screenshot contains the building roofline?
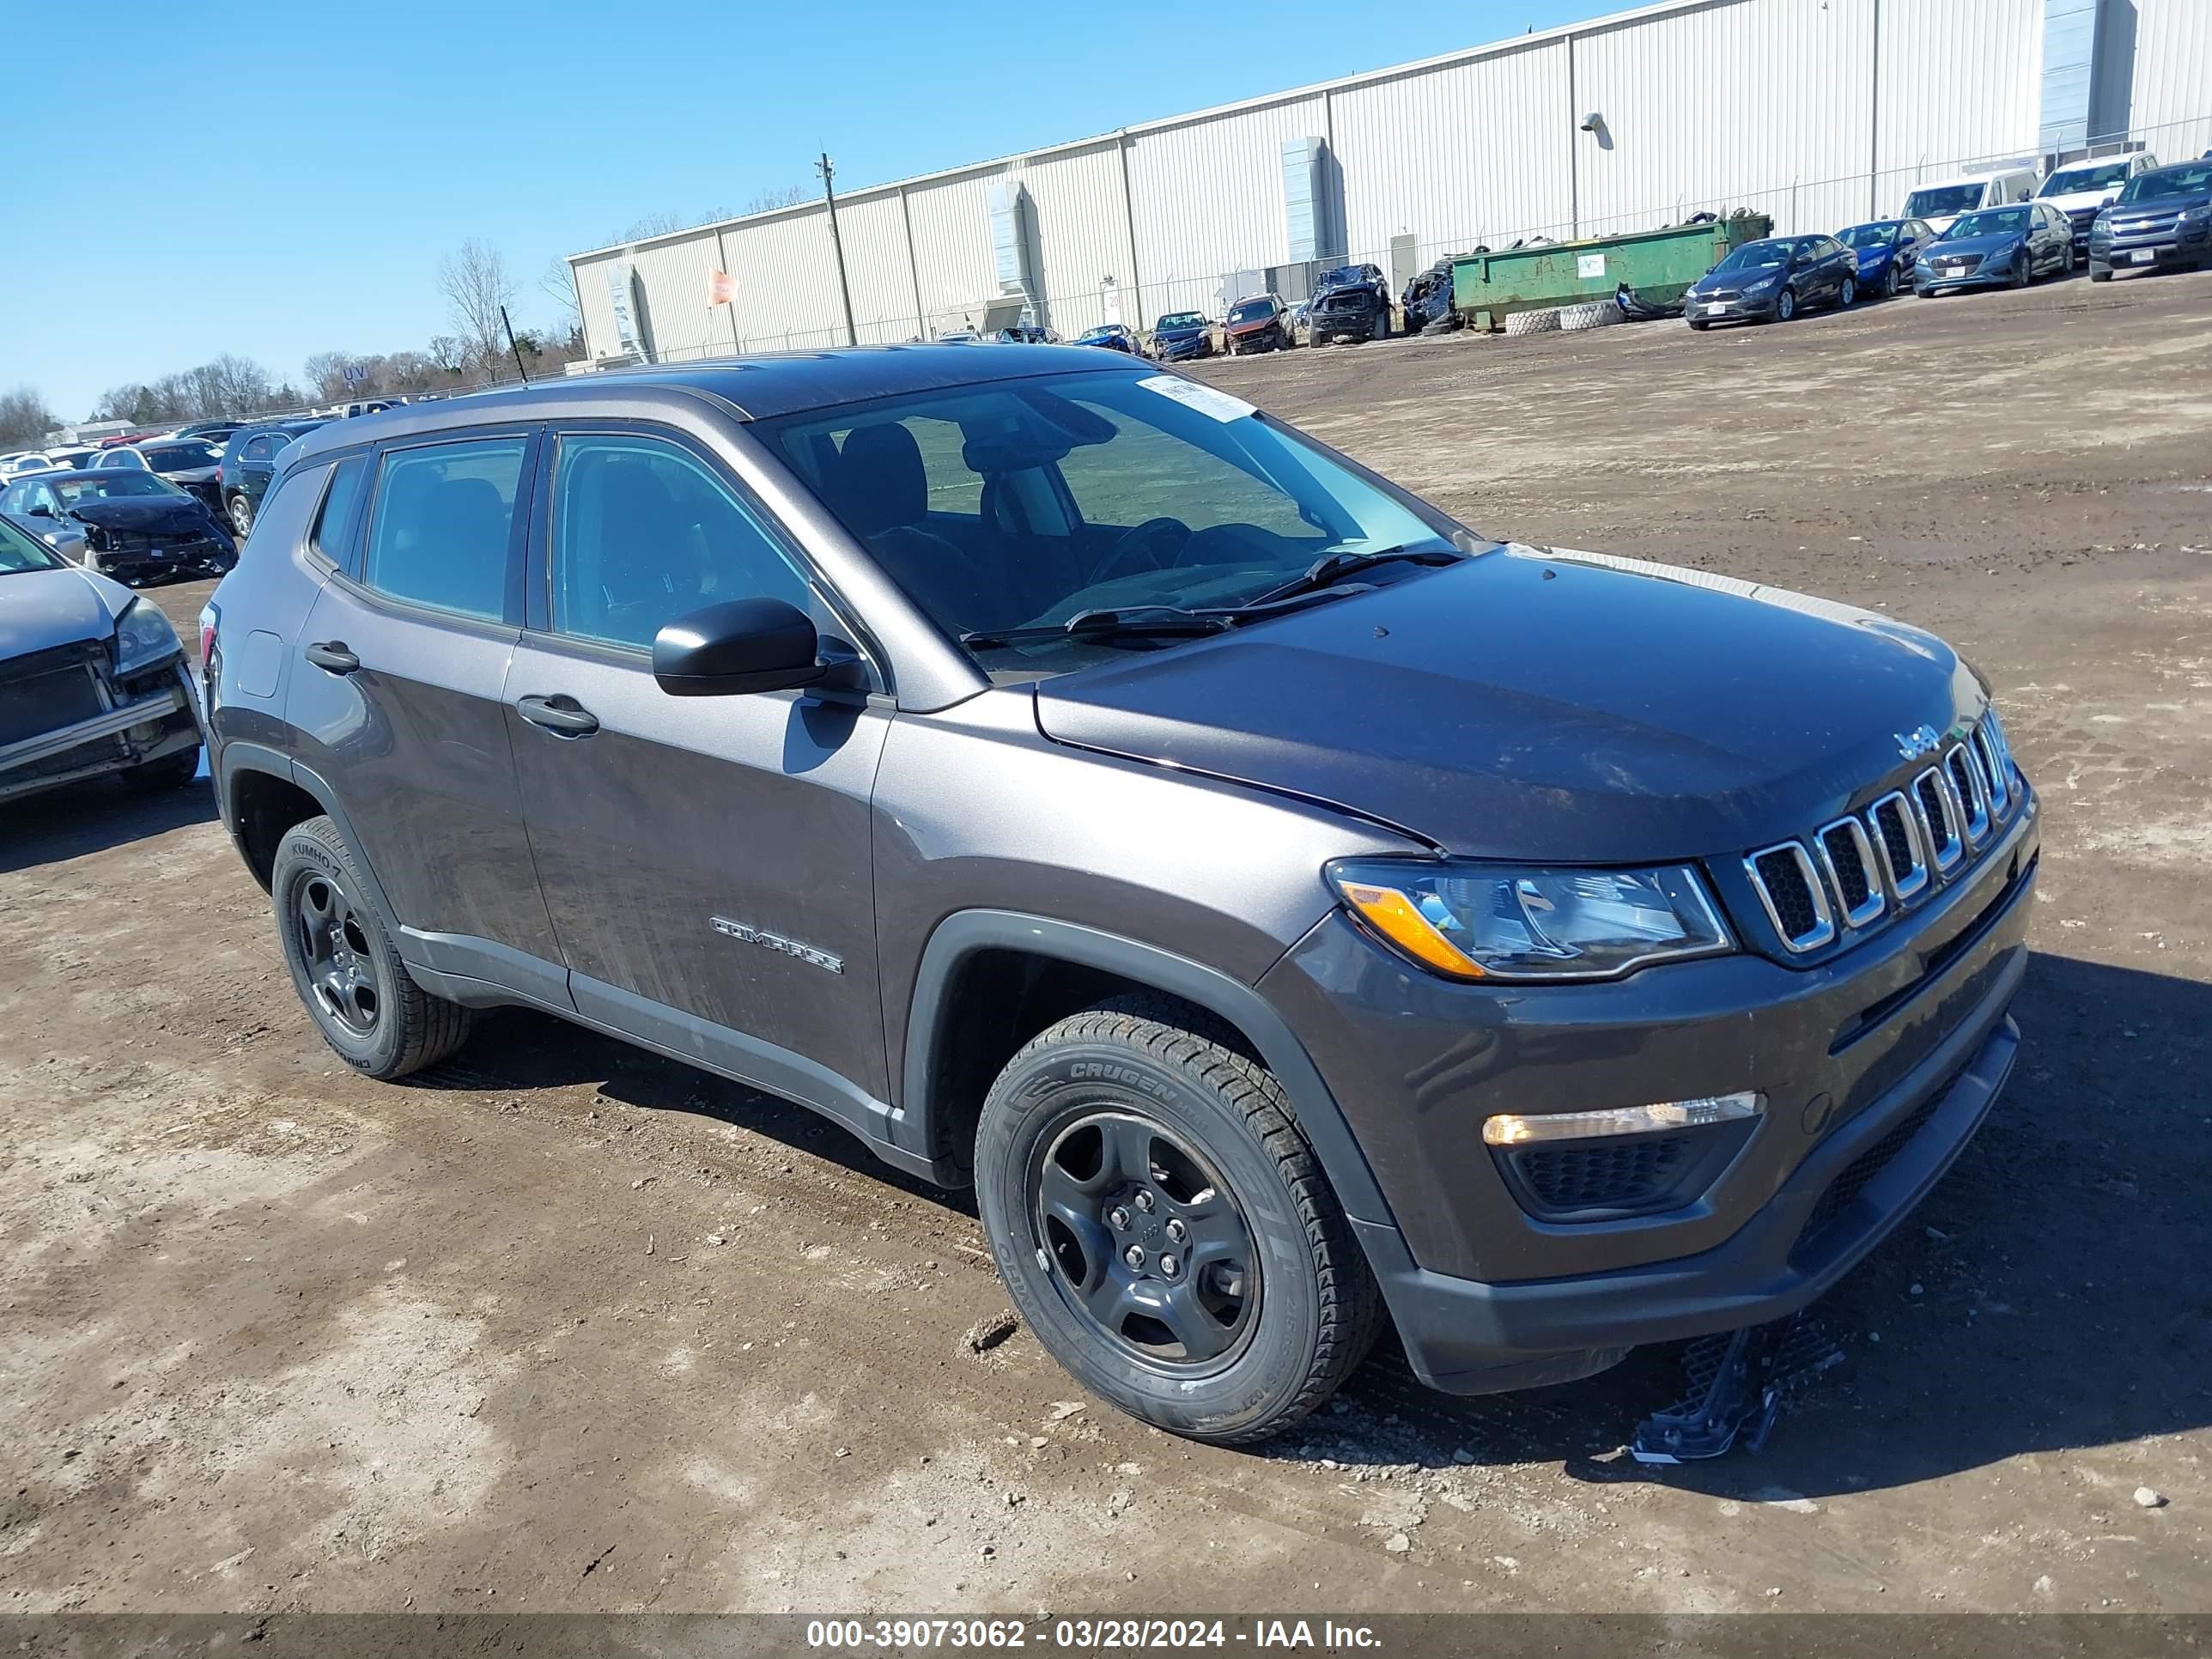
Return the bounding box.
[566,0,1747,269]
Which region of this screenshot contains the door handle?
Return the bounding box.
[304,640,359,674]
[516,694,600,738]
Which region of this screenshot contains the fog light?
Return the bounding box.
[1482,1091,1762,1146]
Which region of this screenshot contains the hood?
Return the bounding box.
[2112,185,2212,216]
[155,465,220,483]
[1689,266,1778,295]
[1155,324,1205,341]
[0,565,131,657]
[1225,313,1278,333]
[1928,230,2022,258]
[2040,189,2117,210]
[1032,547,1984,861]
[66,495,218,532]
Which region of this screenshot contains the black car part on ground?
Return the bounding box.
[1613,282,1686,322]
[1401,255,1474,334]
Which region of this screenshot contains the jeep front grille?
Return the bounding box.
[1742,711,2021,955]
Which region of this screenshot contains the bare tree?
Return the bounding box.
[302,351,355,403]
[538,254,583,335]
[437,240,517,374]
[0,386,56,449]
[745,184,813,214]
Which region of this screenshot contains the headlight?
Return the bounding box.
[2178,204,2211,226]
[1741,273,1779,294]
[112,598,182,676]
[1325,860,1732,981]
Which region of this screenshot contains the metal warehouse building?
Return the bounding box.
[567,0,2210,362]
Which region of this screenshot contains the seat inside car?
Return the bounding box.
[826,422,997,629]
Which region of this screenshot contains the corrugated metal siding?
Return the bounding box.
[2130,0,2212,161]
[1125,94,1327,320]
[1332,42,1575,263]
[1009,140,1137,338]
[569,0,2212,364]
[903,169,1004,336]
[1874,0,2042,210]
[570,252,624,361]
[1577,0,1877,238]
[626,232,733,362]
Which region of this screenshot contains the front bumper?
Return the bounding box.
[1224,326,1283,351]
[2090,223,2211,273]
[1683,291,1778,324]
[1916,257,2014,293]
[0,659,200,804]
[1154,338,1210,362]
[1259,791,2037,1393]
[86,538,236,581]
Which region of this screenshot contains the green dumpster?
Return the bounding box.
[1451,215,1773,331]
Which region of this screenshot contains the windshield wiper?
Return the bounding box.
[1242,544,1463,606]
[960,605,1237,650]
[958,589,1366,650]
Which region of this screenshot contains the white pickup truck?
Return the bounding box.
[2038,152,2161,253]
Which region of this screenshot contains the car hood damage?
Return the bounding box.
[0,567,131,657]
[1032,547,1984,861]
[66,496,219,534]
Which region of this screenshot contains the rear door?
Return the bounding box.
[501,423,894,1106]
[287,426,569,1007]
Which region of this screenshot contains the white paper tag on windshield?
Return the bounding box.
[1137,374,1255,423]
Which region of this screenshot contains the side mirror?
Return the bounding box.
[26,503,52,518]
[653,598,825,697]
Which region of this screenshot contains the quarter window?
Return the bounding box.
[362,436,527,620]
[547,433,811,650]
[311,454,368,565]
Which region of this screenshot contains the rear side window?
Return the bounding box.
[547,433,811,650]
[311,454,368,566]
[362,436,527,620]
[242,434,281,464]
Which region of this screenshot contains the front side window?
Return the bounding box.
[0,514,62,573]
[547,433,812,650]
[761,368,1449,673]
[362,436,527,620]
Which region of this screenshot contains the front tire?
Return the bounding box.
[974,997,1382,1445]
[1884,264,1900,298]
[270,815,474,1079]
[1774,286,1798,322]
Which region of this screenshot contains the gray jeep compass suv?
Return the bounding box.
[201,347,2037,1444]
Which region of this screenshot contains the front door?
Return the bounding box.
[287,428,569,1006]
[502,426,893,1115]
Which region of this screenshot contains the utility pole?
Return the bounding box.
[817,151,859,347]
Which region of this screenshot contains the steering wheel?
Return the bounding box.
[1091,517,1193,587]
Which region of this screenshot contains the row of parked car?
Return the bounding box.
[0,412,348,586]
[1682,151,2212,330]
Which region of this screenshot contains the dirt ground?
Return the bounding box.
[4,268,2209,1621]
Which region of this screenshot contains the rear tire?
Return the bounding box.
[270,816,473,1080]
[228,493,252,538]
[974,995,1382,1445]
[1838,275,1856,308]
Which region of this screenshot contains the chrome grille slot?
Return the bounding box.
[1869,791,1929,901]
[1945,744,1990,846]
[1747,842,1835,952]
[1816,817,1886,928]
[1914,767,1964,872]
[1973,725,2008,817]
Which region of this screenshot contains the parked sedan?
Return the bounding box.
[0,511,202,805]
[1222,293,1291,354]
[1682,235,1859,328]
[1147,311,1212,362]
[0,469,236,584]
[1072,324,1142,355]
[1835,218,1937,298]
[1915,203,2074,295]
[216,419,327,536]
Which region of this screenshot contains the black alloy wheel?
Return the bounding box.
[293,866,383,1039]
[1030,1109,1260,1374]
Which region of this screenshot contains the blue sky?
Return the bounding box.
[3,0,1612,419]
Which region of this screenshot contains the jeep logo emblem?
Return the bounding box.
[1895,723,1942,762]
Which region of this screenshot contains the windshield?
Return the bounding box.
[1156,313,1204,330]
[759,368,1451,673]
[1837,222,1899,248]
[1713,240,1799,273]
[52,473,187,506]
[1946,207,2031,240]
[140,441,220,471]
[1228,299,1273,322]
[0,514,64,574]
[1903,184,1987,218]
[47,450,96,469]
[2119,164,2212,202]
[2042,163,2129,195]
